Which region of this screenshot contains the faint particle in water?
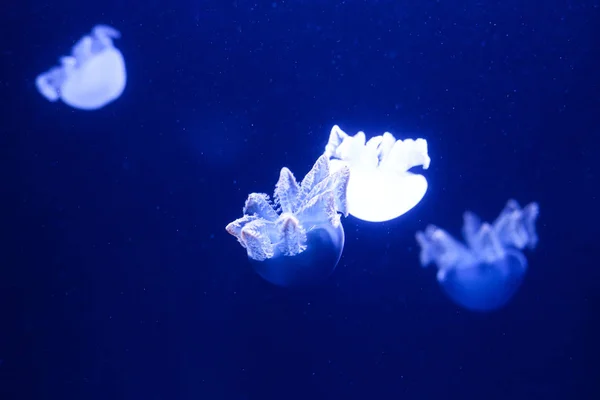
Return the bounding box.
[35,25,127,110]
[385,50,398,59]
[416,199,540,312]
[185,111,254,167]
[225,154,350,287]
[323,125,430,222]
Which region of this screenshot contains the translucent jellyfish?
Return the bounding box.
[35,25,126,110]
[324,125,430,223]
[226,155,350,287]
[416,200,540,311]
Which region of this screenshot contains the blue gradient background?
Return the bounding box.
[1,1,598,399]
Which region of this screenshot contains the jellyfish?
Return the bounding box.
[226,155,350,287]
[415,199,540,311]
[324,125,430,223]
[35,25,126,110]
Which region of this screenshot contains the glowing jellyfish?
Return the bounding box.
[416,199,540,311]
[324,125,430,223]
[35,25,126,110]
[226,155,350,287]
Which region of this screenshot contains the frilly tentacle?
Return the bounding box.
[226,154,349,261]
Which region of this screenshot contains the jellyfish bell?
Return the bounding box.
[436,248,527,312]
[249,218,345,287]
[341,163,428,223]
[36,24,127,110]
[325,125,430,223]
[416,200,539,312]
[226,155,350,287]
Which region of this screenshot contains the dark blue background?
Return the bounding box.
[1,0,599,399]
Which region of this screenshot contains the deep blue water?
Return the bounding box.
[1,1,599,399]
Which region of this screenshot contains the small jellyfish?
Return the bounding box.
[416,200,540,311]
[324,125,430,223]
[36,25,127,110]
[226,155,350,287]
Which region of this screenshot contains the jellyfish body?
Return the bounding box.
[249,222,345,287]
[226,155,350,287]
[36,25,126,110]
[324,125,431,223]
[416,200,539,311]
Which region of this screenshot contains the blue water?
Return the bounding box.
[1,1,598,399]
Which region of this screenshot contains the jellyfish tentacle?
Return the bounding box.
[462,211,483,250]
[274,167,300,214]
[243,193,278,221]
[72,36,94,63]
[298,154,330,202]
[324,125,348,159]
[35,66,64,101]
[276,214,307,257]
[240,219,276,261]
[492,199,540,250]
[93,25,121,40]
[416,225,476,281]
[376,132,396,163]
[380,137,430,173]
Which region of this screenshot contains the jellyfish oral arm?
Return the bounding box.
[416,225,478,281]
[93,25,121,42]
[226,154,350,262]
[417,200,540,271]
[492,200,540,250]
[35,67,62,101]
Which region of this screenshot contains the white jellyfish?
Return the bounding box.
[324,125,430,223]
[35,25,126,110]
[416,200,540,311]
[226,155,350,287]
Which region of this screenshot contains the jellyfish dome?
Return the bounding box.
[226,155,350,287]
[324,125,430,223]
[35,25,127,110]
[415,200,540,312]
